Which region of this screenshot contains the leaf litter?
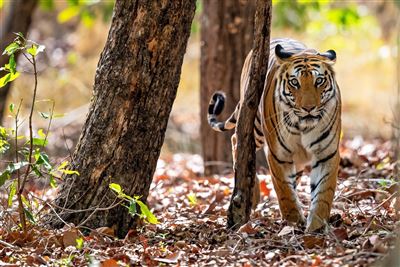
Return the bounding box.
[0,136,399,266]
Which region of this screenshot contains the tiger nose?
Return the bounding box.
[302,105,316,112]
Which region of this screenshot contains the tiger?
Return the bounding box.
[207,38,341,232]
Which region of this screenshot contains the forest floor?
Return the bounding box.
[0,137,399,266]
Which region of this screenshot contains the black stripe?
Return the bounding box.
[269,149,293,164]
[271,113,292,154]
[309,124,333,148]
[255,113,261,124]
[311,187,335,202]
[254,125,263,137]
[272,93,292,153]
[312,150,337,169]
[310,172,330,193]
[319,123,340,153]
[283,115,300,135]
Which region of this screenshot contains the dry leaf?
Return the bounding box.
[154,251,181,264]
[95,227,115,237]
[260,179,272,197]
[303,235,325,249]
[278,226,294,237]
[332,227,348,241]
[62,229,80,248]
[238,222,258,235]
[101,258,119,267]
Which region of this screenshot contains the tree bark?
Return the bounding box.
[50,0,196,238]
[0,0,38,123]
[200,0,255,175]
[227,0,272,229]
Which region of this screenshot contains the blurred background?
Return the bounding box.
[0,0,399,159]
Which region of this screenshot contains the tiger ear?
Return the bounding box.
[275,44,294,63]
[319,49,336,64]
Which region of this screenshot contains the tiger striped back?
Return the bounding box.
[207,38,341,232]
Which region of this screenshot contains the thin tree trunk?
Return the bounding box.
[0,0,38,123]
[227,0,272,229]
[50,0,196,238]
[200,0,255,175]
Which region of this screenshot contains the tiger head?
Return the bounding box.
[274,44,338,129]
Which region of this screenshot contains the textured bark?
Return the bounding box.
[200,0,255,175]
[51,0,196,238]
[0,0,38,123]
[227,0,272,229]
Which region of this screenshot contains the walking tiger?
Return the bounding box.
[207,38,341,232]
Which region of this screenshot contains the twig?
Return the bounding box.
[20,53,38,194]
[45,198,124,214]
[47,202,70,227]
[339,189,391,200]
[372,191,399,211]
[77,193,115,227]
[361,216,376,237]
[42,100,55,149]
[0,239,18,249]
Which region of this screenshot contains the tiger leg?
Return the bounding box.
[306,152,340,232]
[267,153,305,224]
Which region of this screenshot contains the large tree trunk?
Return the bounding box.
[51,0,196,238]
[0,0,38,123]
[227,0,272,229]
[200,0,255,175]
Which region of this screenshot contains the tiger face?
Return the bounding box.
[275,44,337,130]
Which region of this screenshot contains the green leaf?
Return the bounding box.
[49,175,57,188]
[57,161,69,170]
[31,165,43,177]
[7,161,29,173]
[60,169,79,175]
[3,42,20,55]
[21,194,30,208]
[127,200,137,216]
[24,208,36,223]
[0,171,10,187]
[26,44,45,56]
[109,183,122,194]
[8,180,17,207]
[9,103,15,113]
[0,72,20,88]
[9,54,17,74]
[38,129,46,139]
[187,193,198,206]
[136,200,159,224]
[0,139,10,154]
[75,237,84,249]
[58,6,80,23]
[35,152,52,170]
[31,137,48,146]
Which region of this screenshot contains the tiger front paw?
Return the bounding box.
[282,209,306,226]
[306,214,328,233]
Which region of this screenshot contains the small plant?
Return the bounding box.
[0,33,76,235]
[109,183,159,224]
